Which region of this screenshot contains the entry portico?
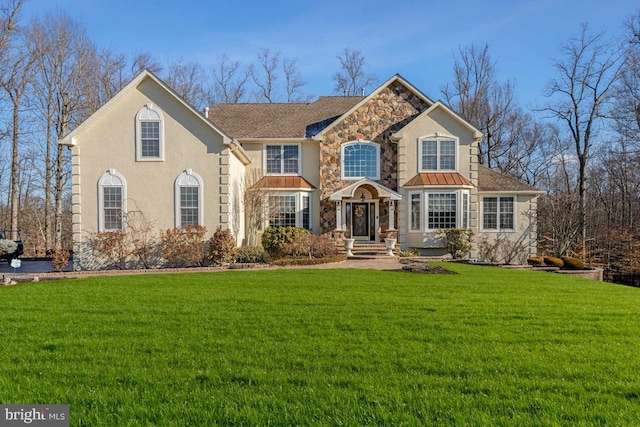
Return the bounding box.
[329,179,401,242]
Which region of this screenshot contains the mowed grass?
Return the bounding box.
[1,264,640,426]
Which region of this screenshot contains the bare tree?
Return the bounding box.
[543,24,625,257]
[163,58,209,109]
[250,48,310,103]
[332,48,377,96]
[210,54,250,104]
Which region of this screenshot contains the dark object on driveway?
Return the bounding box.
[0,229,24,264]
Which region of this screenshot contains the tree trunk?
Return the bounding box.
[10,102,19,241]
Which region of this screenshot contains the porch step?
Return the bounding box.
[336,242,399,257]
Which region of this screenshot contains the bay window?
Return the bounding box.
[268,193,311,230]
[408,190,469,232]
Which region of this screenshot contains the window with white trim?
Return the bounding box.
[136,104,164,161]
[408,190,470,232]
[341,141,380,180]
[420,138,456,171]
[482,197,515,231]
[266,144,299,174]
[98,170,126,231]
[175,170,203,226]
[268,193,311,230]
[410,193,421,231]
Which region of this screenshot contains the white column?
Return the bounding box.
[389,200,395,230]
[336,201,342,230]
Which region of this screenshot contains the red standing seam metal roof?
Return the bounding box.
[404,173,473,187]
[251,176,316,190]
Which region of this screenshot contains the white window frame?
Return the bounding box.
[419,135,458,172]
[264,144,301,175]
[409,191,422,232]
[408,190,470,233]
[98,169,126,232]
[136,104,164,162]
[174,169,203,227]
[266,192,312,230]
[341,140,380,180]
[481,196,516,232]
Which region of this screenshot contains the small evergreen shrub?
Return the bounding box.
[543,256,564,267]
[51,248,70,272]
[236,246,266,263]
[436,228,474,259]
[207,227,238,266]
[261,226,310,257]
[561,256,585,270]
[527,256,544,266]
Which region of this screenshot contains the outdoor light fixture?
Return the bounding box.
[360,190,366,202]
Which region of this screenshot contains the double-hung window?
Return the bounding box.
[98,170,126,231]
[175,170,203,227]
[482,197,515,231]
[420,139,456,171]
[266,145,299,174]
[136,104,164,161]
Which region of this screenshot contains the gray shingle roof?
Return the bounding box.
[207,96,365,139]
[477,165,540,193]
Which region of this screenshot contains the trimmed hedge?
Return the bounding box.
[527,256,544,266]
[561,256,586,270]
[543,256,564,267]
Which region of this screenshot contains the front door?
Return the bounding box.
[351,203,369,240]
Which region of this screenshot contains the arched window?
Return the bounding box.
[341,141,380,180]
[136,104,164,161]
[175,169,203,227]
[98,169,126,231]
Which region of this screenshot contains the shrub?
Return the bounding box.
[51,248,70,272]
[236,246,266,264]
[161,225,207,268]
[309,235,338,258]
[436,228,474,259]
[207,227,238,266]
[88,231,128,269]
[543,256,564,267]
[398,248,421,257]
[261,226,310,257]
[561,256,585,270]
[0,239,18,256]
[527,256,544,266]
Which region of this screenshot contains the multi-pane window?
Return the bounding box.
[342,142,379,180]
[269,195,297,228]
[266,145,299,174]
[98,170,126,232]
[428,193,457,229]
[268,193,311,230]
[410,193,421,231]
[140,121,160,157]
[180,186,199,226]
[420,139,456,171]
[175,170,203,227]
[483,197,515,230]
[103,187,123,230]
[136,105,163,161]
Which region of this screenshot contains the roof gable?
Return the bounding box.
[392,101,483,141]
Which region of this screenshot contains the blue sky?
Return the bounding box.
[20,0,639,108]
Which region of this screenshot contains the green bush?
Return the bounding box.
[261,227,310,257]
[527,256,544,266]
[436,228,474,259]
[543,256,564,267]
[561,256,585,270]
[207,227,238,266]
[236,246,266,264]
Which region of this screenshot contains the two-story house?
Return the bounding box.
[61,70,541,270]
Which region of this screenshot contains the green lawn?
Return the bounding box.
[1,264,640,426]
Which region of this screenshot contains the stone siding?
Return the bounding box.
[319,84,430,233]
